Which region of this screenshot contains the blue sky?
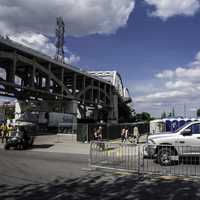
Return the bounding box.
[1,0,200,117]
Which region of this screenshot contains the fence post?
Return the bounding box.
[89,141,92,168]
[138,145,140,174]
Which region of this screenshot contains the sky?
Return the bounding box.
[0,0,200,118]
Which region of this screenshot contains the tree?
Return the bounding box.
[161,112,166,119]
[134,112,151,122]
[197,108,200,117]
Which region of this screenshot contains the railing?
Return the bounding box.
[90,141,200,177]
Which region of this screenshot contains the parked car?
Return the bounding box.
[145,121,200,165]
[4,122,35,150]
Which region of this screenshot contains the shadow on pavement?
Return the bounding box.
[32,144,54,149]
[1,172,200,200]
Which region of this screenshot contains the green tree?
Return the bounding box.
[197,108,200,117]
[134,112,151,122]
[161,112,166,119]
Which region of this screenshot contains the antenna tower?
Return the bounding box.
[55,17,65,63]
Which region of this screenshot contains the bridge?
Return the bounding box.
[0,36,132,123]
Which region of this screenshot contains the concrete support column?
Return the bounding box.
[11,50,17,84]
[83,76,86,103]
[91,79,94,102]
[61,68,64,96]
[98,81,100,104]
[73,73,77,95]
[108,94,118,123]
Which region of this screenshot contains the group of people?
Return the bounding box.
[121,126,140,143]
[1,122,13,143]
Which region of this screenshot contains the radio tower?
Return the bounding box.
[55,17,65,63]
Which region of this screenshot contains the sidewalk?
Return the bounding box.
[0,135,90,155]
[0,134,147,155]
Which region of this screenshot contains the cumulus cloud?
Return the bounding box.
[0,0,135,64]
[10,32,56,57]
[145,0,200,20]
[165,80,192,89]
[0,0,135,37]
[65,54,80,64]
[9,32,80,64]
[136,90,188,103]
[134,51,200,116]
[156,51,200,80]
[156,69,174,79]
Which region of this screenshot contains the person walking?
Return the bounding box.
[124,128,129,143]
[133,126,139,144]
[121,127,126,143]
[1,122,8,143]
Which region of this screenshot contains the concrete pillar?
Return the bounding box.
[108,94,118,123]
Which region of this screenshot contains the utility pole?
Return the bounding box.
[55,17,65,63]
[184,103,186,118]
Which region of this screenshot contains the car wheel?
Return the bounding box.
[158,148,175,166]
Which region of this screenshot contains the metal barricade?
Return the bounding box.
[90,141,200,177]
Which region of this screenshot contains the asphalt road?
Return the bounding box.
[1,148,200,199]
[0,149,89,186]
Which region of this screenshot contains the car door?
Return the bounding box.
[176,128,192,155]
[189,123,200,154]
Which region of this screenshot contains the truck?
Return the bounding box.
[145,121,200,165]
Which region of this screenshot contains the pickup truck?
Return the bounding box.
[145,121,200,165]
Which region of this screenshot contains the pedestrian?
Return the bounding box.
[93,128,98,141]
[97,126,103,140]
[133,126,139,144]
[121,127,126,143]
[1,122,8,143]
[124,128,129,143]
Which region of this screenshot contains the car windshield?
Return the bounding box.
[173,122,190,133]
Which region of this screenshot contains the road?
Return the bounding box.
[1,148,200,199]
[0,149,89,186]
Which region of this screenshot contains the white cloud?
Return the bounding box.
[0,0,135,37]
[145,0,200,20]
[134,51,200,117]
[0,1,135,64]
[65,54,80,64]
[165,80,192,89]
[156,69,174,79]
[136,90,187,103]
[10,32,56,57]
[10,32,80,64]
[156,51,200,80]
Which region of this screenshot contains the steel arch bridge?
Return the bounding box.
[0,37,132,122]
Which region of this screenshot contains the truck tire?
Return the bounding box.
[157,147,176,166]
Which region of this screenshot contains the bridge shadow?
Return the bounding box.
[0,173,200,200]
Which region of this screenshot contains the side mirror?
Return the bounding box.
[182,128,192,136]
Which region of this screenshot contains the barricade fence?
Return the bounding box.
[90,141,200,177]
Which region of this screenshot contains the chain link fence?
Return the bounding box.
[90,141,200,177]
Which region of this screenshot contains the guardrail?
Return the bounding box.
[90,141,200,177]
